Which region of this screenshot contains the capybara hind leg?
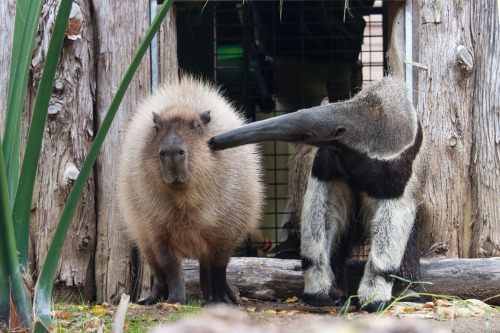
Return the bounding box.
[199,258,212,302]
[200,255,238,305]
[137,275,168,305]
[161,248,186,304]
[137,249,169,305]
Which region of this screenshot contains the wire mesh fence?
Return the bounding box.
[176,0,388,259]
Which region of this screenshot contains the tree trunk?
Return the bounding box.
[469,2,500,257]
[0,0,15,134]
[416,0,476,258]
[29,1,97,301]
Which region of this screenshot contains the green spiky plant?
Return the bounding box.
[0,0,174,331]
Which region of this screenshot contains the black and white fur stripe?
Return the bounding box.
[208,77,429,312]
[300,119,427,311]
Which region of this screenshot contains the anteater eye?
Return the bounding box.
[153,125,159,133]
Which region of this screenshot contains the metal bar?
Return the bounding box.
[405,0,413,104]
[150,0,159,93]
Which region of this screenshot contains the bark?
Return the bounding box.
[93,0,152,303]
[183,257,500,304]
[27,1,96,300]
[469,2,500,257]
[0,0,15,134]
[94,1,178,303]
[416,0,476,257]
[386,2,405,79]
[132,6,178,302]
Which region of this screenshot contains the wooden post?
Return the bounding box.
[93,0,152,303]
[0,1,15,133]
[469,1,500,257]
[28,0,97,300]
[132,5,179,302]
[415,0,476,258]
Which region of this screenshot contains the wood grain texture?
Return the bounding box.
[93,0,151,303]
[183,257,500,304]
[386,2,405,79]
[25,0,97,300]
[0,0,15,134]
[470,1,500,257]
[132,6,179,302]
[416,0,476,257]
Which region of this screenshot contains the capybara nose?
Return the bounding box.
[159,147,186,161]
[160,136,186,162]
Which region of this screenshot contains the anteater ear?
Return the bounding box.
[331,127,346,138]
[152,112,161,125]
[199,110,211,125]
[320,97,329,106]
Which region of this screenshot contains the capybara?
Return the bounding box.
[117,76,264,305]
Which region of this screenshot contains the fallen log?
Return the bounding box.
[182,257,500,304]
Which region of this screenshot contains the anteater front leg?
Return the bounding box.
[199,253,238,305]
[357,197,416,312]
[301,177,353,306]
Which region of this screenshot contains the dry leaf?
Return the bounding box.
[434,299,452,307]
[400,308,416,314]
[285,296,299,303]
[264,310,277,314]
[90,306,112,316]
[246,307,257,313]
[277,310,287,315]
[54,310,72,319]
[241,297,249,301]
[76,305,86,311]
[286,310,308,315]
[174,303,182,311]
[325,308,337,315]
[423,302,434,309]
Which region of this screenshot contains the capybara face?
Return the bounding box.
[150,108,211,188]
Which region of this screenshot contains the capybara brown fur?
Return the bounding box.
[117,76,264,305]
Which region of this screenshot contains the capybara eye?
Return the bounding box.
[159,150,166,160]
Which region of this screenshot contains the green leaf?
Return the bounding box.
[0,141,33,328]
[0,148,12,327]
[0,255,10,326]
[12,0,73,271]
[33,0,175,329]
[3,0,44,208]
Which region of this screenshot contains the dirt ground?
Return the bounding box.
[125,297,500,333]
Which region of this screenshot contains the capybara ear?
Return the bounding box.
[152,112,161,125]
[199,110,211,125]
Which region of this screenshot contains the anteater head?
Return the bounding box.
[145,106,211,189]
[208,77,417,159]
